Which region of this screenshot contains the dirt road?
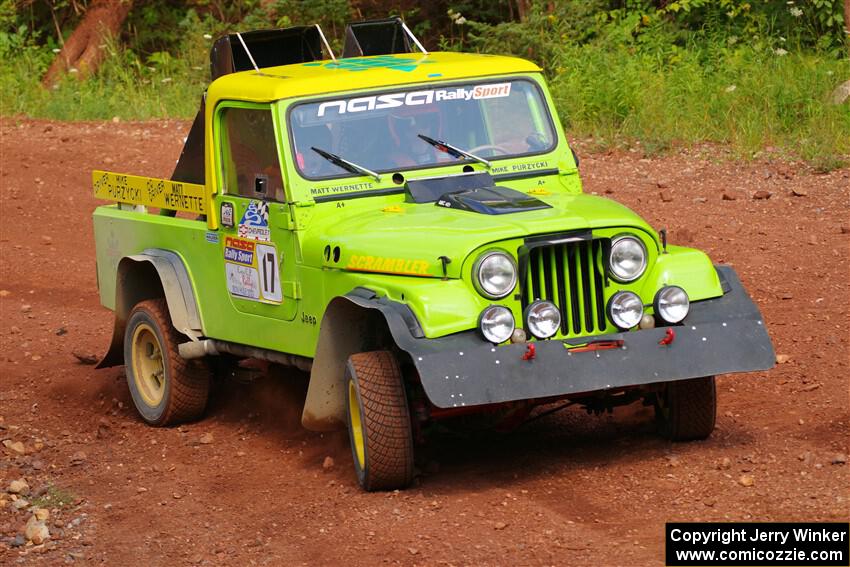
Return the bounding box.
[1,118,848,566]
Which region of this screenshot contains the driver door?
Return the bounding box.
[214,103,298,322]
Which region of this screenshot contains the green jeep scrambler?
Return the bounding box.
[92,19,775,491]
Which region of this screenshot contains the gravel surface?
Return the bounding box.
[1,118,848,566]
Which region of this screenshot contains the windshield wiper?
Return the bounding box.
[311,147,381,182]
[417,134,491,168]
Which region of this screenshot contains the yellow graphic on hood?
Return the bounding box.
[346,254,430,276]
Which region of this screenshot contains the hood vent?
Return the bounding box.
[404,172,551,215]
[436,185,551,215]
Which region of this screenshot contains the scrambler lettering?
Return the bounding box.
[346,255,429,276]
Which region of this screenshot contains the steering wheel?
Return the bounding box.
[468,144,511,156]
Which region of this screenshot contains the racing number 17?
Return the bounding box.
[263,252,275,294]
[256,244,282,303]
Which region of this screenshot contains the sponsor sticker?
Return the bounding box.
[225,263,260,300]
[223,236,280,304]
[224,246,254,266]
[237,200,270,242]
[205,231,220,244]
[220,202,235,228]
[317,82,512,117]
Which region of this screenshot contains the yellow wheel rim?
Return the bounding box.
[348,380,366,469]
[131,323,166,407]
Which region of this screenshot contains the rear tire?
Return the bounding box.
[124,299,210,426]
[345,351,414,491]
[655,376,716,441]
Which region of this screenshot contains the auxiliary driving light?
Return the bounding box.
[654,285,690,324]
[511,328,528,344]
[524,301,561,339]
[479,305,515,344]
[608,291,644,330]
[639,313,656,330]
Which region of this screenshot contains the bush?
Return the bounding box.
[0,0,847,167]
[451,1,850,165]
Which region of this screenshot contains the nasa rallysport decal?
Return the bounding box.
[237,200,270,241]
[223,236,281,304]
[317,83,512,117]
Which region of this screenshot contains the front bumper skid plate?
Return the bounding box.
[375,266,774,408]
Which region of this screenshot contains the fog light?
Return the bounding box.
[524,301,561,339]
[654,286,690,324]
[479,305,515,344]
[608,291,644,330]
[639,313,656,329]
[511,328,528,344]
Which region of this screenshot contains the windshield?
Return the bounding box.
[289,78,556,180]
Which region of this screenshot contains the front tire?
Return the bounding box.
[124,299,210,426]
[655,376,716,441]
[345,351,414,491]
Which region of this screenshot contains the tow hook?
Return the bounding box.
[521,343,536,361]
[658,328,676,346]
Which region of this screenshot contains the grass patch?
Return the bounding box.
[0,36,208,120]
[30,485,77,508]
[1,37,847,168]
[549,45,850,167]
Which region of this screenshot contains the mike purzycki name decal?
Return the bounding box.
[665,522,849,566]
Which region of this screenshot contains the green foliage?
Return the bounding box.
[30,485,76,509]
[547,44,849,165]
[449,0,850,166]
[0,28,209,119]
[0,0,847,167]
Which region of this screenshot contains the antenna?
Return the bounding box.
[235,32,260,72]
[400,21,428,55]
[315,24,337,61]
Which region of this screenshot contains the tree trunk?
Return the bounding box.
[42,0,134,87]
[516,0,531,22]
[844,0,850,55]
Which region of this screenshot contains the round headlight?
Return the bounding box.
[609,236,647,282]
[608,291,644,330]
[479,305,515,344]
[474,251,517,299]
[654,286,690,324]
[524,301,561,339]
